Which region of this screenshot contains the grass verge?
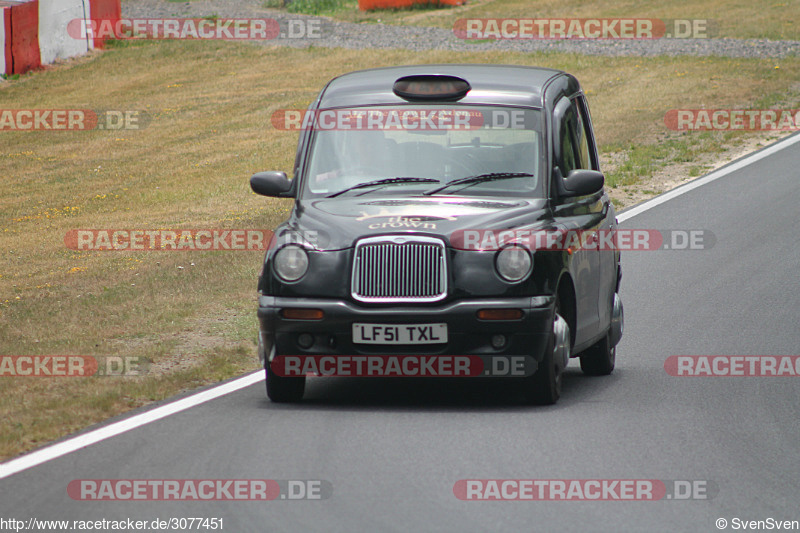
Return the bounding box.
[279,0,800,41]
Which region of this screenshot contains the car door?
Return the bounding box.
[552,97,605,346]
[574,95,618,332]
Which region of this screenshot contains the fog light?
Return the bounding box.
[491,334,507,349]
[297,333,315,349]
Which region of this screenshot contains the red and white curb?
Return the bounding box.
[1,0,119,76]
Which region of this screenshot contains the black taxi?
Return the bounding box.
[251,65,623,404]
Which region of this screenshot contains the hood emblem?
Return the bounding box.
[364,216,439,230]
[356,210,457,222]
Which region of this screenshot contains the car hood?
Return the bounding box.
[276,196,551,251]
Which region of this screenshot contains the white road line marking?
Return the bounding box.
[0,371,265,480]
[617,132,800,223]
[2,133,799,480]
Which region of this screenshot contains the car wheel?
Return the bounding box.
[522,301,568,405]
[265,357,305,403]
[579,331,615,376]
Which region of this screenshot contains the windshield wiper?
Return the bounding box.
[423,172,534,196]
[326,177,439,198]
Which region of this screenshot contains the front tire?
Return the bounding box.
[579,331,615,376]
[522,335,560,405]
[522,302,568,405]
[266,360,305,403]
[579,292,619,376]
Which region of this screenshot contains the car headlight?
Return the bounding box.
[273,245,309,282]
[495,246,532,282]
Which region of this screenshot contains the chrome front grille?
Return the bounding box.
[352,236,447,303]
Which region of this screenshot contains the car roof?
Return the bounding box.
[317,64,568,109]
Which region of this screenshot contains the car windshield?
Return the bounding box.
[302,106,544,198]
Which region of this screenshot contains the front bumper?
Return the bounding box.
[257,295,555,364]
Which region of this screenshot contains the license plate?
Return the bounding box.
[352,323,448,345]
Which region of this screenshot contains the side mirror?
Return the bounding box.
[250,171,294,198]
[562,169,604,197]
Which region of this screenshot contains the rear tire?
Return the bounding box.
[266,360,305,403]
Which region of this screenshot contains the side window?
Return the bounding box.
[575,97,597,170]
[558,105,579,176]
[574,108,590,170]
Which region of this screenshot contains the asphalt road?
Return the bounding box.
[2,135,799,532]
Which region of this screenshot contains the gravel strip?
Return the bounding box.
[122,0,799,58]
